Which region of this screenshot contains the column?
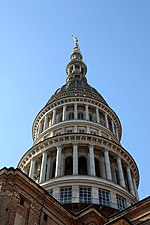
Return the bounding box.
[53,187,60,201]
[89,145,95,176]
[92,187,99,204]
[74,103,78,119]
[85,104,89,120]
[98,130,102,136]
[105,113,109,129]
[117,157,126,188]
[29,158,35,179]
[43,115,48,130]
[23,167,28,175]
[96,108,100,123]
[55,145,62,177]
[72,186,79,203]
[133,177,139,200]
[111,120,115,135]
[46,156,51,180]
[62,105,66,121]
[37,122,42,137]
[126,166,135,195]
[52,109,56,125]
[86,126,90,133]
[74,125,77,133]
[73,144,78,175]
[116,129,119,140]
[39,151,47,183]
[104,149,112,180]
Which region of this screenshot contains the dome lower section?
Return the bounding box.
[18,133,139,213]
[40,175,138,212]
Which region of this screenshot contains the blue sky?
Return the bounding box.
[0,1,150,200]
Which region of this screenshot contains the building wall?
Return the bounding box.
[0,168,149,225]
[0,168,74,225]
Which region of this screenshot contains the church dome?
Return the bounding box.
[18,37,139,214]
[46,81,108,106]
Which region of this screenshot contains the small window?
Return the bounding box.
[108,117,113,132]
[99,111,106,127]
[56,132,61,136]
[44,213,47,222]
[60,187,72,204]
[70,66,73,74]
[99,189,110,207]
[89,114,93,121]
[20,197,24,206]
[67,129,73,133]
[78,112,84,120]
[95,158,100,177]
[59,114,62,122]
[79,129,85,133]
[79,187,91,203]
[52,161,56,178]
[116,195,126,211]
[49,190,53,196]
[65,157,73,175]
[69,112,74,120]
[78,157,87,175]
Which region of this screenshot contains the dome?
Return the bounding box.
[46,80,108,106]
[18,38,139,215]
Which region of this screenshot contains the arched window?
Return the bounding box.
[52,160,56,178]
[69,65,73,74]
[99,111,106,127]
[69,112,74,120]
[95,158,101,177]
[89,113,93,121]
[59,114,62,122]
[65,157,73,175]
[78,157,87,175]
[115,169,119,185]
[108,117,113,132]
[78,112,84,120]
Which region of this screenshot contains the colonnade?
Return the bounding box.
[28,144,138,199]
[36,103,119,139]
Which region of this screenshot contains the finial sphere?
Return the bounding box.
[72,35,79,48]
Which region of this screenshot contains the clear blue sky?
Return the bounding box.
[0,1,149,200]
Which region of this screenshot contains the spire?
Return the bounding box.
[66,36,87,83]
